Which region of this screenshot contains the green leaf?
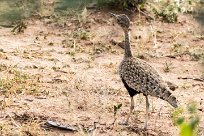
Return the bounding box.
[180,123,192,136]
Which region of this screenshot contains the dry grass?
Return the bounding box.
[0,113,48,136]
[163,61,173,73]
[0,8,203,136]
[0,67,40,96]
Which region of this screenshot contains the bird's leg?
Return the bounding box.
[119,97,134,125]
[144,95,150,130]
[125,97,134,124]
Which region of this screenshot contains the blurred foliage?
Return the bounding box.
[96,0,147,9]
[151,0,199,23]
[55,0,93,10]
[54,0,147,14]
[56,0,147,10]
[172,102,200,136]
[152,2,179,23]
[194,1,204,29]
[0,0,203,26]
[0,0,40,26]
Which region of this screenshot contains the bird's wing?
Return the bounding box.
[120,58,178,107]
[119,58,165,94]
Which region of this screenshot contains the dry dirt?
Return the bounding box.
[0,10,204,136]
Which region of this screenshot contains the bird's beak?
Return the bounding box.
[109,12,118,18]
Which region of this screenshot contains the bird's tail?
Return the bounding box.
[157,83,178,108]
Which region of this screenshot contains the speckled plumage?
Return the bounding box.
[111,13,178,129]
[119,57,177,108]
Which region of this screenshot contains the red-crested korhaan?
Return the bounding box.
[110,13,178,130]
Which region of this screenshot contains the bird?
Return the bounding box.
[110,13,178,130]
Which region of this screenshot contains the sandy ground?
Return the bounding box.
[0,10,204,136]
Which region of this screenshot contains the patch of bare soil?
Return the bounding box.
[0,10,203,136]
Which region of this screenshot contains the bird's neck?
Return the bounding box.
[124,30,132,58]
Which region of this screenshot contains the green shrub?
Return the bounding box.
[0,0,40,26]
[153,2,179,23]
[172,102,200,136]
[149,0,199,23]
[194,1,204,27]
[97,0,147,9]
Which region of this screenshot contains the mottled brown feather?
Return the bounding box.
[119,56,178,108]
[111,13,178,108]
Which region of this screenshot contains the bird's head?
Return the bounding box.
[110,13,130,32]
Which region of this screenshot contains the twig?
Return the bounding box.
[78,122,97,134]
[7,113,21,128]
[149,19,158,49]
[0,24,15,28]
[172,32,182,41]
[164,52,191,58]
[136,6,155,21]
[124,5,155,21]
[45,120,97,133]
[178,77,204,82]
[45,120,77,131]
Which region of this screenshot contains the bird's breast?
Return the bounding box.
[119,59,140,81]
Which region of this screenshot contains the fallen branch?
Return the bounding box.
[164,52,191,59]
[178,77,204,82]
[7,113,21,128]
[45,120,97,133]
[45,121,77,131]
